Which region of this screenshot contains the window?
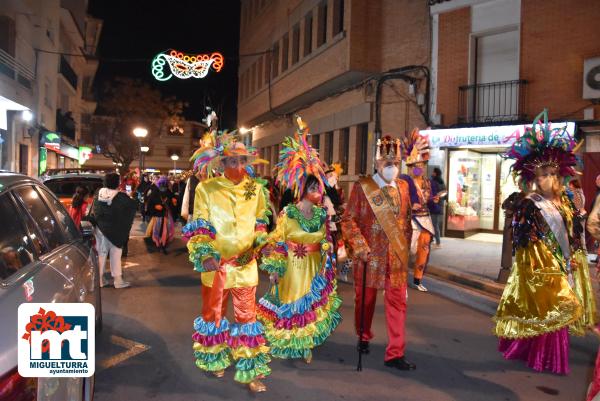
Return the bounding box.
[264,52,271,83]
[333,0,344,36]
[13,186,66,253]
[0,15,16,56]
[292,24,300,65]
[257,56,263,89]
[311,133,320,152]
[356,123,369,175]
[239,72,245,100]
[339,127,349,172]
[325,131,333,164]
[271,42,279,78]
[250,62,256,95]
[37,186,79,241]
[243,71,249,100]
[304,12,313,57]
[317,1,328,47]
[281,34,289,72]
[0,193,36,280]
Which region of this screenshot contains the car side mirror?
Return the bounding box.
[81,220,94,240]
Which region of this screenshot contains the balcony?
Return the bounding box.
[0,49,34,90]
[59,56,78,90]
[458,79,527,125]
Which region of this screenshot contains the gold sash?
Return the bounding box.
[359,177,409,265]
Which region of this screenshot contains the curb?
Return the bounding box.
[426,264,504,298]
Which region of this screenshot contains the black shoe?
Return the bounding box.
[162,247,168,255]
[384,357,416,371]
[357,340,370,354]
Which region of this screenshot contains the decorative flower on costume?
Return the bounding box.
[275,116,328,198]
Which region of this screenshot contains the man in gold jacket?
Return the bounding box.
[184,139,271,392]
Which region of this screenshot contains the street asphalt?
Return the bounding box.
[93,237,597,401]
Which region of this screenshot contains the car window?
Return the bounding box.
[37,186,80,241]
[13,186,67,253]
[0,193,36,280]
[44,178,103,198]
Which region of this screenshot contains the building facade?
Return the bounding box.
[429,0,600,237]
[0,0,101,177]
[237,0,432,193]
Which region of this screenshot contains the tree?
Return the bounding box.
[91,77,185,172]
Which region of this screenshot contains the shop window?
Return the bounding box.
[292,24,300,65]
[333,0,344,36]
[339,127,349,173]
[317,1,328,48]
[281,33,289,72]
[271,42,279,78]
[304,12,313,57]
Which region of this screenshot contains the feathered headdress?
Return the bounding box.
[325,162,343,177]
[401,128,430,165]
[504,109,581,183]
[189,129,268,177]
[275,115,328,198]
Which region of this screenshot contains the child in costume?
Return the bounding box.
[184,132,272,392]
[494,110,597,375]
[257,116,342,363]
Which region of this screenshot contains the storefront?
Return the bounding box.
[421,122,576,238]
[39,130,80,175]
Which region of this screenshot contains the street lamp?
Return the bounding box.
[133,127,148,170]
[171,154,179,173]
[140,146,149,171]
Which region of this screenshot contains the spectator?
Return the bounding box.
[428,167,447,248]
[68,186,89,229]
[92,173,137,289]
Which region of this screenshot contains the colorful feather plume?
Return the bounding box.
[275,115,328,198]
[504,109,579,183]
[401,127,430,165]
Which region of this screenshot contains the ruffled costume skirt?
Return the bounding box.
[258,252,342,359]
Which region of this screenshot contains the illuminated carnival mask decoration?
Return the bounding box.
[152,50,224,81]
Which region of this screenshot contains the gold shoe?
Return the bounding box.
[248,379,267,392]
[304,352,312,364]
[212,369,225,378]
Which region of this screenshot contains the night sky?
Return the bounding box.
[88,0,241,128]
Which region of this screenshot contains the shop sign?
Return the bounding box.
[60,143,79,160]
[40,131,61,152]
[422,122,575,148]
[79,146,92,165]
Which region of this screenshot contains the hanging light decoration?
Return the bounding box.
[151,49,224,81]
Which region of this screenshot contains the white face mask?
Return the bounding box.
[381,166,399,182]
[327,176,337,187]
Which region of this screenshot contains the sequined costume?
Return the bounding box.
[257,205,341,360]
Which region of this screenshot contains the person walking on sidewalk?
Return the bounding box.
[402,128,434,292]
[257,117,341,364]
[146,176,176,254]
[342,135,416,371]
[494,110,596,375]
[91,172,137,289]
[428,167,446,249]
[184,132,272,392]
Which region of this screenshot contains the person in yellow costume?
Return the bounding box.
[183,131,272,392]
[257,116,342,363]
[494,110,596,375]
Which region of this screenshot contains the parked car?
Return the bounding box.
[0,173,101,401]
[42,173,104,209]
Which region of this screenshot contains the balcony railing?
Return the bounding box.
[458,79,527,124]
[0,49,34,89]
[59,56,78,89]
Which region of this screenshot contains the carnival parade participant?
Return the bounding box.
[402,128,434,292]
[341,135,416,371]
[183,132,272,392]
[145,176,176,254]
[494,109,597,375]
[257,116,342,364]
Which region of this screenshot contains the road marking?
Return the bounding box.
[122,261,140,269]
[97,335,151,371]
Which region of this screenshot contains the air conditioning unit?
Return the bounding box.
[583,57,600,99]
